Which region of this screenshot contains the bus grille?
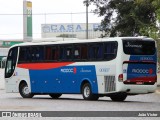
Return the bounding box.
[104,76,116,92]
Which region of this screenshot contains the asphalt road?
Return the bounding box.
[0,89,160,111]
[0,68,160,119]
[0,90,160,120]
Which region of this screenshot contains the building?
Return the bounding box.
[41,23,104,39]
[0,40,23,68]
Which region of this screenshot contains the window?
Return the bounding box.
[59,45,72,60]
[123,40,155,55]
[73,45,81,60]
[32,46,44,61]
[19,47,27,62]
[19,46,44,63]
[38,46,45,61]
[88,43,103,60]
[18,41,118,63]
[104,42,117,60]
[66,46,72,60]
[45,46,52,61]
[81,45,88,60]
[52,47,59,61]
[5,47,18,78]
[59,46,65,60]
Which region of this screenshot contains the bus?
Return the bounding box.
[0,48,8,68]
[0,57,7,69]
[4,37,157,101]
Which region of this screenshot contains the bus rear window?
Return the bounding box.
[123,40,155,55]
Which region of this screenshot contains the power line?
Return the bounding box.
[0,12,94,16]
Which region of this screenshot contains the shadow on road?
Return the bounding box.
[8,95,158,104]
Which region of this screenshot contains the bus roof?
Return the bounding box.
[9,37,155,48]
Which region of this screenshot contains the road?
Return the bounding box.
[0,68,160,119]
[0,89,160,120]
[0,89,160,110]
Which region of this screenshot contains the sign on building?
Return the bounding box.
[41,23,104,39]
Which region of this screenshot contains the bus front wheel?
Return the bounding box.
[49,94,62,99]
[82,83,99,100]
[19,82,34,98]
[110,93,127,101]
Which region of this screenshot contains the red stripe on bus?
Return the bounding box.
[124,76,157,83]
[17,62,74,70]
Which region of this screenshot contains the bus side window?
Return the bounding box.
[59,46,65,60]
[33,47,44,62]
[88,43,103,60]
[19,47,26,62]
[59,45,72,61]
[74,46,80,60]
[52,47,59,61]
[66,46,72,60]
[81,45,88,60]
[19,47,32,63]
[38,47,44,61]
[45,47,52,61]
[88,45,94,59]
[104,42,117,60]
[31,47,38,61]
[97,44,103,59]
[26,47,32,62]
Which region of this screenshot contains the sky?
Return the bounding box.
[0,0,102,39]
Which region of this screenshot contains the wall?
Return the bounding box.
[0,69,4,89]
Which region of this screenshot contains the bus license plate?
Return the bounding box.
[136,82,143,85]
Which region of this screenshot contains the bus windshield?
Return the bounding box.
[123,40,155,55]
[5,47,18,78]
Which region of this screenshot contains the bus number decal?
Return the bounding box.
[99,68,110,72]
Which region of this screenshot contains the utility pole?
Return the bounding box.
[86,0,89,39]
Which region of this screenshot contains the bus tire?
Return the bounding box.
[110,93,127,101]
[19,82,34,98]
[82,83,99,100]
[49,94,62,99]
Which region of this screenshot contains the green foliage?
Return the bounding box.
[87,0,160,38]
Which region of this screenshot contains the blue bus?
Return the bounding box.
[5,37,157,101]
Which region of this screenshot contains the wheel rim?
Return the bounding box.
[84,86,90,97]
[22,86,30,95]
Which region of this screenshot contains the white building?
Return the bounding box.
[41,23,104,39]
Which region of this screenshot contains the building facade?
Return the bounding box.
[0,40,23,68]
[41,23,104,39]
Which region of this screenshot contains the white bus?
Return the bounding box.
[4,37,157,101]
[0,48,8,68]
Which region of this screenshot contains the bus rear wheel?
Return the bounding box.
[82,83,99,100]
[49,94,62,99]
[19,82,34,98]
[110,93,127,101]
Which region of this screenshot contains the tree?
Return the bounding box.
[85,0,160,37]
